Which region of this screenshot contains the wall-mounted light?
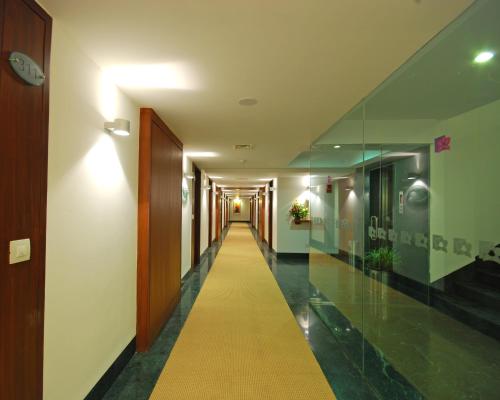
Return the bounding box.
[345,186,353,191]
[104,118,130,136]
[184,173,194,180]
[407,173,420,181]
[334,145,341,149]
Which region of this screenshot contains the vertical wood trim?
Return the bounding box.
[137,109,152,352]
[268,181,273,250]
[208,179,213,245]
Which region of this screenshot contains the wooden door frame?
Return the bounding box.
[191,164,201,268]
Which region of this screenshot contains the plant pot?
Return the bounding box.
[367,268,390,285]
[294,217,301,225]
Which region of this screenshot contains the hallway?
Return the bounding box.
[149,223,335,399]
[2,1,500,399]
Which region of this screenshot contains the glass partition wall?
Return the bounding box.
[308,0,500,398]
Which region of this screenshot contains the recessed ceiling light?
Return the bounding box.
[233,144,254,150]
[238,97,258,106]
[334,145,341,149]
[474,51,495,64]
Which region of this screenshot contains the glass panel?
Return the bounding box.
[309,1,500,398]
[308,105,371,397]
[361,0,500,398]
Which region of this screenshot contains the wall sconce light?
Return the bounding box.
[407,173,420,181]
[184,173,194,180]
[345,186,353,191]
[104,118,131,136]
[203,185,211,190]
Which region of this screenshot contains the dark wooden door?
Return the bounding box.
[191,165,201,268]
[137,109,183,351]
[268,181,273,249]
[0,1,52,398]
[259,192,265,241]
[208,179,213,245]
[215,190,221,241]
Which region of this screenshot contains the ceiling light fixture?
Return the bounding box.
[334,145,341,149]
[104,118,130,136]
[474,51,495,64]
[238,97,258,106]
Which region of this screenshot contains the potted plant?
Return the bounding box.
[289,201,308,224]
[364,246,399,285]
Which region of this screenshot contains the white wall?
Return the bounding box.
[43,20,139,400]
[181,156,193,278]
[229,198,250,221]
[427,100,500,282]
[272,178,278,251]
[200,170,209,255]
[276,177,310,253]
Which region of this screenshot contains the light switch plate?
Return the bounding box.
[9,238,31,264]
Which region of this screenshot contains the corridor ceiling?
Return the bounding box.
[41,0,473,178]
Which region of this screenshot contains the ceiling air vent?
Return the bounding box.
[233,144,254,150]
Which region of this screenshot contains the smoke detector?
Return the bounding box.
[233,144,254,151]
[238,97,258,106]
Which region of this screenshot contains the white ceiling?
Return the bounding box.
[41,0,473,187]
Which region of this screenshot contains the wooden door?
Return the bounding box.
[208,179,213,245]
[137,108,183,352]
[0,1,52,398]
[215,190,221,241]
[259,192,265,241]
[191,164,201,268]
[268,181,273,249]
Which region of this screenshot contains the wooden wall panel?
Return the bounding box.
[259,192,265,241]
[137,108,182,352]
[215,189,221,241]
[208,179,213,245]
[0,1,52,398]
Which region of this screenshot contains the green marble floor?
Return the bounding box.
[309,249,500,400]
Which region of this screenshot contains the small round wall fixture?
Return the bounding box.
[238,97,258,106]
[104,118,131,136]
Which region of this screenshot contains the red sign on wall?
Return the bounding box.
[435,135,451,153]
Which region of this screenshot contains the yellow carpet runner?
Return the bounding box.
[150,223,336,400]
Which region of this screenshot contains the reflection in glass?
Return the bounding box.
[307,0,500,398]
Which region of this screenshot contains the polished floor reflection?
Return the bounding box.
[309,248,500,400]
